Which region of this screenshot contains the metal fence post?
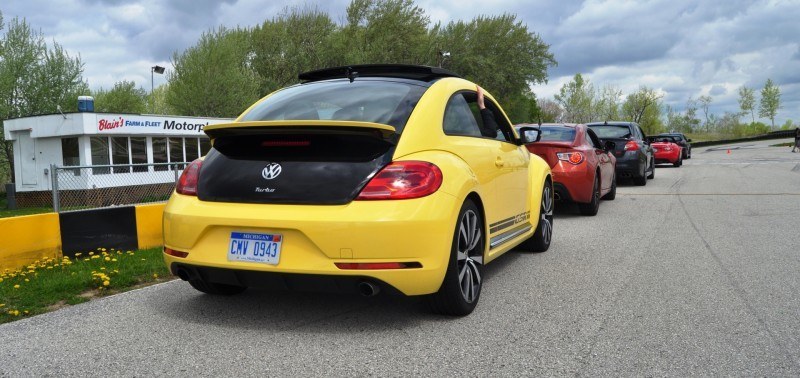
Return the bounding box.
[174,164,179,184]
[51,164,60,213]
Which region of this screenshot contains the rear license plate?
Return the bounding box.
[228,232,282,265]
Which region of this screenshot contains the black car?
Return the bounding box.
[658,132,692,159]
[587,121,654,186]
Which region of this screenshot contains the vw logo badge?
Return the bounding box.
[262,163,282,180]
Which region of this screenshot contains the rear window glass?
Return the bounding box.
[239,80,427,133]
[588,125,632,138]
[539,127,576,142]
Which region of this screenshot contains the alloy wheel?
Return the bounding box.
[540,185,554,245]
[456,209,483,303]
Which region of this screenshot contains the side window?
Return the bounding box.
[443,94,482,137]
[585,129,601,149]
[637,126,646,140]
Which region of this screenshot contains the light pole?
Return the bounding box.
[151,65,165,94]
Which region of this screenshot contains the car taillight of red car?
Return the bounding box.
[556,152,584,165]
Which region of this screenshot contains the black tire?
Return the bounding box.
[578,174,600,216]
[602,173,616,200]
[647,158,655,179]
[427,199,485,316]
[634,164,647,186]
[517,180,554,252]
[188,279,247,295]
[686,148,692,159]
[673,156,682,167]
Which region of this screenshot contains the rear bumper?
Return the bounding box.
[551,164,594,203]
[163,192,460,296]
[613,153,646,178]
[654,149,681,164]
[171,263,405,296]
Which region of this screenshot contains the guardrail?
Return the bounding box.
[51,162,185,212]
[691,130,796,148]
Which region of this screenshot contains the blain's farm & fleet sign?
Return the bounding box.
[96,115,227,135]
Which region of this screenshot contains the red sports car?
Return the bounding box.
[516,124,616,216]
[648,136,683,167]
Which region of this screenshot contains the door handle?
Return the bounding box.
[495,157,504,167]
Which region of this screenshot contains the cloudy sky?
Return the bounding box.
[3,0,799,125]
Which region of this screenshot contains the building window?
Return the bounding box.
[112,137,130,173]
[61,137,79,166]
[131,137,147,172]
[185,138,199,162]
[200,138,211,156]
[169,137,185,169]
[90,136,110,174]
[153,137,168,171]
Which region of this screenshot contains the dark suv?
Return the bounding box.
[587,121,654,186]
[658,132,692,159]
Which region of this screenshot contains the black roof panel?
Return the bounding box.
[299,64,461,83]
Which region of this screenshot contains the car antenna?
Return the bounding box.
[345,66,359,83]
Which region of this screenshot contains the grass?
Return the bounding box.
[0,196,54,218]
[0,246,170,323]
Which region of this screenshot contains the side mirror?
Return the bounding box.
[604,140,616,151]
[687,138,692,142]
[518,126,541,144]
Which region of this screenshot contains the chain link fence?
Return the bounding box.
[51,162,186,212]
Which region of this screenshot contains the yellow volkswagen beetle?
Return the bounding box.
[163,64,552,315]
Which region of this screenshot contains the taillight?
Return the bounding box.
[624,141,639,151]
[556,152,584,165]
[356,161,443,200]
[176,159,202,196]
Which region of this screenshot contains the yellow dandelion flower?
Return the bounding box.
[103,280,110,286]
[153,273,159,279]
[0,304,5,307]
[91,255,100,259]
[71,272,76,276]
[46,266,53,269]
[111,258,117,262]
[24,310,29,314]
[75,253,82,257]
[141,258,146,261]
[104,257,111,261]
[24,279,29,282]
[0,278,3,283]
[83,258,90,262]
[101,248,107,251]
[14,284,20,289]
[89,252,94,256]
[100,267,106,270]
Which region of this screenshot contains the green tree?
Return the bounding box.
[622,86,663,135]
[340,0,431,65]
[554,73,595,123]
[92,80,146,113]
[251,6,338,94]
[146,83,174,115]
[594,84,622,121]
[437,13,556,117]
[737,86,756,124]
[697,95,712,131]
[0,15,87,183]
[759,78,780,128]
[166,26,260,118]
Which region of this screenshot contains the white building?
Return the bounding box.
[4,112,232,196]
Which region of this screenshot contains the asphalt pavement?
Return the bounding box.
[2,139,799,376]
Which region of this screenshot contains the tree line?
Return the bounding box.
[539,73,786,137]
